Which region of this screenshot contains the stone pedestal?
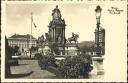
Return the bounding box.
[91,57,104,76]
[43,43,51,55]
[65,43,78,56]
[43,43,78,56]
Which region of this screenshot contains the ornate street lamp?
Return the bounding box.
[95,5,102,56]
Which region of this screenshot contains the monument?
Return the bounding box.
[48,5,66,43]
[42,5,79,56]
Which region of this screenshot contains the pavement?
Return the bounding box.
[10,60,57,79]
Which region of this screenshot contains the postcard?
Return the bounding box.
[1,0,127,82]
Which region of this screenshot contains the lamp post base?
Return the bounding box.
[90,57,104,76]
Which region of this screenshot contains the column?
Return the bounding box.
[55,28,56,42]
[63,27,65,42]
[52,28,53,41]
[61,28,63,41]
[53,28,55,41]
[53,28,54,41]
[63,27,65,55]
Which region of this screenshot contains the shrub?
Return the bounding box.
[58,54,93,78]
[38,55,57,69]
[34,53,42,59]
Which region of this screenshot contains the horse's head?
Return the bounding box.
[75,34,79,38]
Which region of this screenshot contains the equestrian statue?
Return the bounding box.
[68,32,79,43]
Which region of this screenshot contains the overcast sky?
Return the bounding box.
[5,3,106,42]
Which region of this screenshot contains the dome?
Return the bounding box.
[48,19,66,28]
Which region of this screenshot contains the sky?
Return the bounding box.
[5,3,106,42]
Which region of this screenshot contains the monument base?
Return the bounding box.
[43,43,51,55]
[43,42,79,56]
[65,43,78,56]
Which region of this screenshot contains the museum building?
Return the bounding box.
[8,34,37,52]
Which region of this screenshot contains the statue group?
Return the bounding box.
[38,32,79,44]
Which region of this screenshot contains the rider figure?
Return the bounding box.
[72,32,75,38]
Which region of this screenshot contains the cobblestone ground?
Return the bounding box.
[10,60,56,78]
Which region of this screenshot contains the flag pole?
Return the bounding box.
[30,12,33,58]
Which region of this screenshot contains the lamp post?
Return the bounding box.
[95,5,102,56]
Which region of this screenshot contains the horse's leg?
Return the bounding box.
[74,38,76,44]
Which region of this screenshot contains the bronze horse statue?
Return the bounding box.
[68,33,79,43]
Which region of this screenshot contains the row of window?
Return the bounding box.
[9,44,37,48]
[8,41,36,45]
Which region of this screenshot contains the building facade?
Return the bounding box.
[94,27,105,55]
[8,34,37,52]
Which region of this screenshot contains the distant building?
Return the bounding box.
[94,27,105,55]
[8,34,37,52]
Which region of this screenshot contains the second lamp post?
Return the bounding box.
[95,5,102,56]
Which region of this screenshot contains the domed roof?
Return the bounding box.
[48,19,66,28]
